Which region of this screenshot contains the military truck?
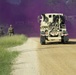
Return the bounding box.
[38,13,69,44]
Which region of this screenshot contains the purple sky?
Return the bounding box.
[0,0,76,38]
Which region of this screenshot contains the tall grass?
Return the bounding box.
[0,34,27,48]
[0,34,27,75]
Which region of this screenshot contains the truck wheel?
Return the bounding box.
[61,36,69,44]
[40,36,46,45]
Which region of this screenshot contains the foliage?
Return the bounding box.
[0,34,27,75]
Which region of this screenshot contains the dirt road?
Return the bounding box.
[11,38,76,75]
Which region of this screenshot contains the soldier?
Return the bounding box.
[0,27,4,36]
[8,25,14,36]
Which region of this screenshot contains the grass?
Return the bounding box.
[0,34,27,75]
[0,34,27,48]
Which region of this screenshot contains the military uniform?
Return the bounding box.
[0,27,4,36]
[8,25,14,36]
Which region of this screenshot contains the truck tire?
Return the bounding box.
[40,36,46,45]
[61,36,69,43]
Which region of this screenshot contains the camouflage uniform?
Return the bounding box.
[8,25,14,36]
[0,27,4,36]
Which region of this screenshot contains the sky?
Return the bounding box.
[0,0,76,37]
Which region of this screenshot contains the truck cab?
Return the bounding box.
[39,13,69,44]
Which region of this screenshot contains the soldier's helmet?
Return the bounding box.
[10,25,12,27]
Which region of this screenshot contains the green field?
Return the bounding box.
[0,34,27,75]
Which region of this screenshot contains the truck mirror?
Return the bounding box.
[38,15,42,23]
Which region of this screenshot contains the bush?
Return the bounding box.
[0,34,27,47]
[0,34,27,75]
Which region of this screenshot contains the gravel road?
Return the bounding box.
[11,38,76,75]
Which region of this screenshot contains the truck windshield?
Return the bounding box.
[53,15,59,23]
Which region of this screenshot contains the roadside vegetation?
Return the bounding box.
[0,34,27,75]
